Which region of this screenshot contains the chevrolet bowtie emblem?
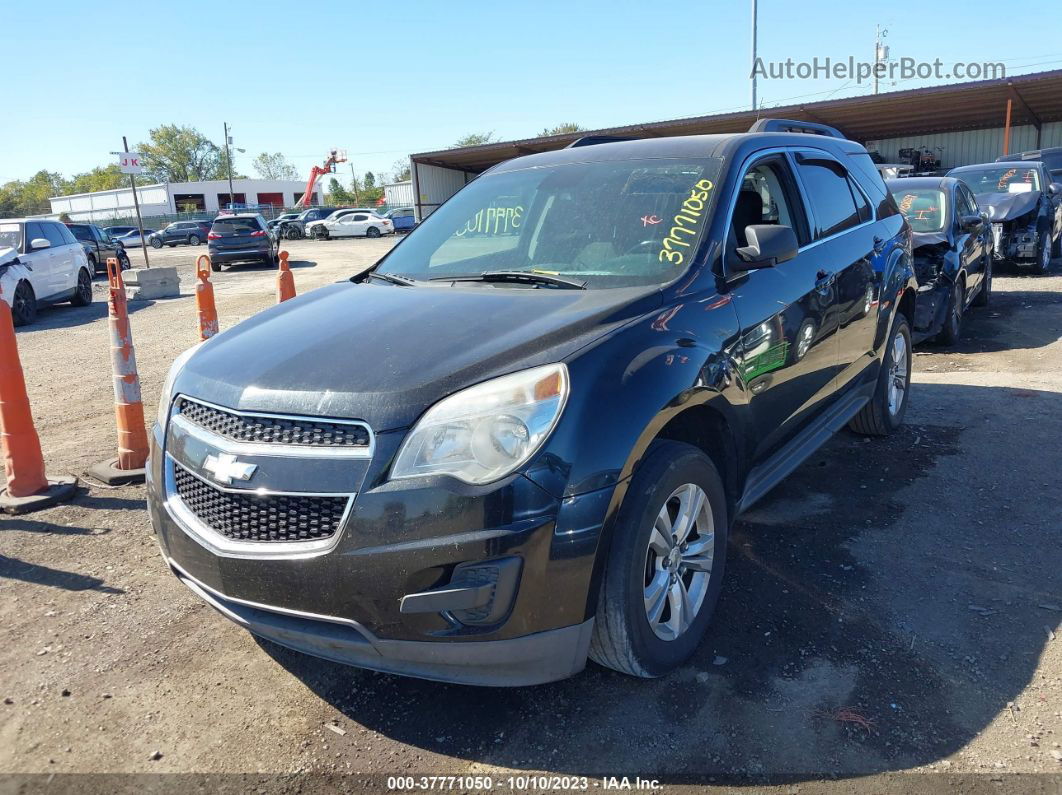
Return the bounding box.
[202,453,257,485]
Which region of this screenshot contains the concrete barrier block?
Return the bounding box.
[124,267,181,300]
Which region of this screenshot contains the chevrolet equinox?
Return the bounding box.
[147,119,917,686]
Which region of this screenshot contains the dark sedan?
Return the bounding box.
[887,176,991,344]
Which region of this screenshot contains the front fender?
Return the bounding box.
[525,290,744,501]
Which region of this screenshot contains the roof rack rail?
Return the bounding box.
[565,135,639,148]
[748,118,846,139]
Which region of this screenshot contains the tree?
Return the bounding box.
[363,171,376,190]
[252,152,299,181]
[451,132,495,148]
[138,124,222,182]
[326,177,353,204]
[68,164,126,194]
[0,171,67,216]
[390,159,411,182]
[539,122,584,136]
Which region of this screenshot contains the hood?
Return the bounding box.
[174,280,660,431]
[975,191,1040,222]
[911,231,949,249]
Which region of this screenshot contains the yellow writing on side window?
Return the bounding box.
[659,179,714,266]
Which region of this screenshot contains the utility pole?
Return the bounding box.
[350,163,360,203]
[873,25,889,95]
[123,135,149,269]
[750,0,758,111]
[224,121,234,208]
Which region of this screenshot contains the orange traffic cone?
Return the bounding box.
[276,250,296,303]
[195,254,219,340]
[89,258,149,485]
[0,284,77,513]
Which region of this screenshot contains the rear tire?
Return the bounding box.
[70,268,93,306]
[11,281,37,326]
[366,226,382,238]
[210,261,221,272]
[188,234,200,246]
[86,253,97,273]
[285,226,301,240]
[589,440,729,678]
[848,314,911,436]
[150,238,163,249]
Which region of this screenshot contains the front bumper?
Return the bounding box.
[991,222,1039,261]
[147,419,613,686]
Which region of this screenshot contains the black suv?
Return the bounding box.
[205,213,277,270]
[148,120,916,686]
[65,223,130,272]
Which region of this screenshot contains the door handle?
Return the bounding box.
[815,270,834,291]
[873,236,886,253]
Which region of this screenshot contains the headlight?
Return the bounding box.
[155,344,200,428]
[391,363,569,485]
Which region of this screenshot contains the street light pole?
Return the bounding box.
[751,0,758,111]
[224,122,235,209]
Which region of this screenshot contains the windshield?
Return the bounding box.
[892,189,947,233]
[953,167,1040,194]
[377,157,723,288]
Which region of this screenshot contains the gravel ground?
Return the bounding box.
[1,241,1060,793]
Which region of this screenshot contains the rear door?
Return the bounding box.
[955,183,985,297]
[21,222,58,298]
[725,151,844,462]
[43,222,78,294]
[792,152,879,391]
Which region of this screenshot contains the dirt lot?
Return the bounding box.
[1,238,1060,792]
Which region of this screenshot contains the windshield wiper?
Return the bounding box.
[364,270,416,286]
[431,270,587,290]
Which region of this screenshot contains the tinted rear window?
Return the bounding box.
[68,225,94,242]
[211,218,262,235]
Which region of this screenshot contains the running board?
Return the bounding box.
[737,383,874,514]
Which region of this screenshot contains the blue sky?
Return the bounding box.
[5,0,1060,185]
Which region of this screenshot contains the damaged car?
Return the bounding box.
[887,176,991,344]
[947,161,1062,274]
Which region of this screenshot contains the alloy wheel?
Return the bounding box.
[76,270,91,302]
[887,328,909,418]
[643,483,714,641]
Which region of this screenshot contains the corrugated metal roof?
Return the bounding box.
[413,69,1062,173]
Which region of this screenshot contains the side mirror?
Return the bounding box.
[735,224,798,269]
[960,214,983,231]
[1049,183,1062,195]
[29,238,51,250]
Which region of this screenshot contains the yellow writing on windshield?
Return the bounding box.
[659,180,714,266]
[456,206,523,237]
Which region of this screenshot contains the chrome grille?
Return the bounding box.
[173,463,348,543]
[177,398,370,448]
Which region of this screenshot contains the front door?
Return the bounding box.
[725,153,843,463]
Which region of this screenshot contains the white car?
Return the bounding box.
[306,210,393,240]
[115,228,156,248]
[0,219,94,327]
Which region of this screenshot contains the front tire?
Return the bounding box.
[1032,231,1052,275]
[972,255,991,307]
[284,226,301,240]
[11,281,37,326]
[589,440,728,678]
[313,227,328,241]
[935,279,964,345]
[848,314,911,436]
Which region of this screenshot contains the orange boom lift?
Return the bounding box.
[295,149,347,207]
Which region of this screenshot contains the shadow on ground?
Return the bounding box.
[262,382,1061,783]
[915,285,1062,355]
